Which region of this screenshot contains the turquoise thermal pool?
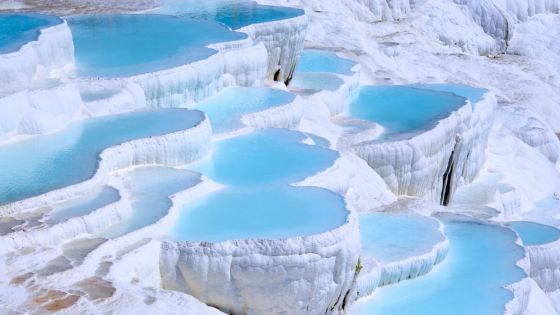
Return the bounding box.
[189,128,339,187]
[67,14,245,77]
[0,109,203,206]
[351,220,527,315]
[359,212,444,263]
[100,166,201,239]
[508,221,560,246]
[0,13,62,54]
[191,87,295,133]
[171,185,347,242]
[154,0,304,30]
[348,85,467,138]
[295,49,356,75]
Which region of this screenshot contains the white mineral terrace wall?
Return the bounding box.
[354,216,449,299]
[159,211,361,315]
[348,92,496,204]
[525,238,560,300]
[0,21,75,93]
[240,14,308,84]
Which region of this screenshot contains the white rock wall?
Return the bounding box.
[348,93,496,204]
[0,21,75,93]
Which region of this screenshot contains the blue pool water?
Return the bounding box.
[359,212,444,263]
[508,221,560,246]
[171,185,347,242]
[348,85,467,138]
[101,166,200,239]
[0,13,61,54]
[289,73,344,91]
[191,87,295,133]
[295,50,356,75]
[411,83,486,104]
[68,14,245,77]
[0,109,203,206]
[351,220,527,315]
[154,0,304,30]
[190,128,339,187]
[45,186,120,225]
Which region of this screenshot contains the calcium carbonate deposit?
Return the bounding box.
[0,0,559,314]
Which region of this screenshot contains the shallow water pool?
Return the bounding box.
[0,13,61,54]
[189,128,339,187]
[68,14,245,77]
[191,87,295,133]
[295,50,356,75]
[45,186,120,225]
[348,85,467,138]
[0,109,203,206]
[359,212,444,263]
[508,221,560,246]
[411,83,487,104]
[171,185,347,242]
[154,0,304,30]
[351,220,527,315]
[100,166,200,239]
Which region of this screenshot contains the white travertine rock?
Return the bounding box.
[0,20,75,93]
[347,92,496,204]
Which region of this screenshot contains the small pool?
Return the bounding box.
[0,109,203,206]
[154,0,304,30]
[347,85,467,138]
[351,220,527,315]
[359,212,444,264]
[44,186,120,225]
[295,50,356,75]
[191,87,295,133]
[100,166,200,239]
[68,14,246,77]
[189,128,338,187]
[411,83,487,104]
[0,13,62,54]
[289,73,344,92]
[171,185,347,242]
[508,221,560,246]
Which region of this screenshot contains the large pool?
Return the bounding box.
[191,87,295,133]
[100,166,201,239]
[508,221,560,246]
[0,13,62,54]
[68,14,246,77]
[351,220,527,315]
[347,85,467,138]
[154,0,304,30]
[189,128,339,187]
[171,185,347,242]
[0,109,203,206]
[359,212,444,264]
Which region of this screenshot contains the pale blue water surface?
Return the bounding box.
[348,85,467,138]
[189,128,339,187]
[154,0,303,30]
[68,14,245,77]
[359,212,444,263]
[508,221,560,246]
[0,13,61,54]
[191,87,295,133]
[0,109,203,205]
[351,220,527,315]
[295,49,356,75]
